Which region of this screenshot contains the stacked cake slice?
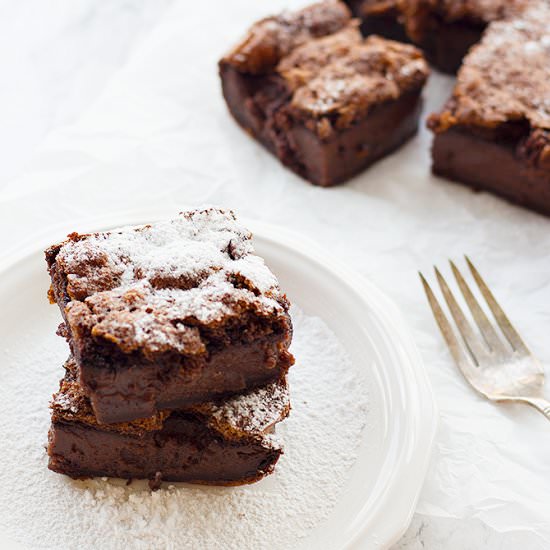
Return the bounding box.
[45,208,294,486]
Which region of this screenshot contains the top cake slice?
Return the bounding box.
[428,2,550,216]
[219,0,429,187]
[46,208,294,424]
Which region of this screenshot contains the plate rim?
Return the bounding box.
[0,211,438,549]
[250,220,438,549]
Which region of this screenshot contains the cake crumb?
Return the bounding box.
[148,472,163,492]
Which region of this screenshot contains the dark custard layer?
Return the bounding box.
[432,128,550,217]
[220,65,423,186]
[48,414,282,485]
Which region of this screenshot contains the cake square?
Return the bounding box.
[45,208,294,424]
[219,0,429,187]
[428,3,550,216]
[48,357,289,485]
[344,0,528,73]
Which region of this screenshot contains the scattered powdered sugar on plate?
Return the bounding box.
[0,306,368,550]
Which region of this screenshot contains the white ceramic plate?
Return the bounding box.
[0,214,436,550]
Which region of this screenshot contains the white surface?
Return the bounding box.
[0,0,172,187]
[0,219,435,550]
[1,0,550,548]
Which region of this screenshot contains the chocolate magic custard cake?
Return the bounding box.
[344,0,528,73]
[428,3,550,216]
[219,0,429,186]
[48,358,289,485]
[45,209,294,424]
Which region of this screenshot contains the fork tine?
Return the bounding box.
[419,272,478,380]
[434,267,490,366]
[465,256,530,355]
[449,261,508,357]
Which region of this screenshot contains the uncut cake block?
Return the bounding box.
[428,3,550,216]
[48,358,289,485]
[45,208,294,424]
[219,1,429,187]
[344,0,528,73]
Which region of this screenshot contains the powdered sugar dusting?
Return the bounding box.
[209,380,290,438]
[56,208,283,320]
[51,392,78,414]
[53,209,288,353]
[59,209,255,287]
[0,306,369,549]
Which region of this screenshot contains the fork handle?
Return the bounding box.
[521,397,550,422]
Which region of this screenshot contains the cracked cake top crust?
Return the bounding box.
[428,2,550,168]
[398,0,529,45]
[46,208,291,358]
[221,0,351,74]
[221,1,428,136]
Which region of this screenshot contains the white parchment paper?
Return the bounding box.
[1,1,549,547]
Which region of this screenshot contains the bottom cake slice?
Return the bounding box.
[47,358,290,486]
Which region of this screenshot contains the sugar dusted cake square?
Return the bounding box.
[45,208,294,424]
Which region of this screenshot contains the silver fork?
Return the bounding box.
[420,257,550,421]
